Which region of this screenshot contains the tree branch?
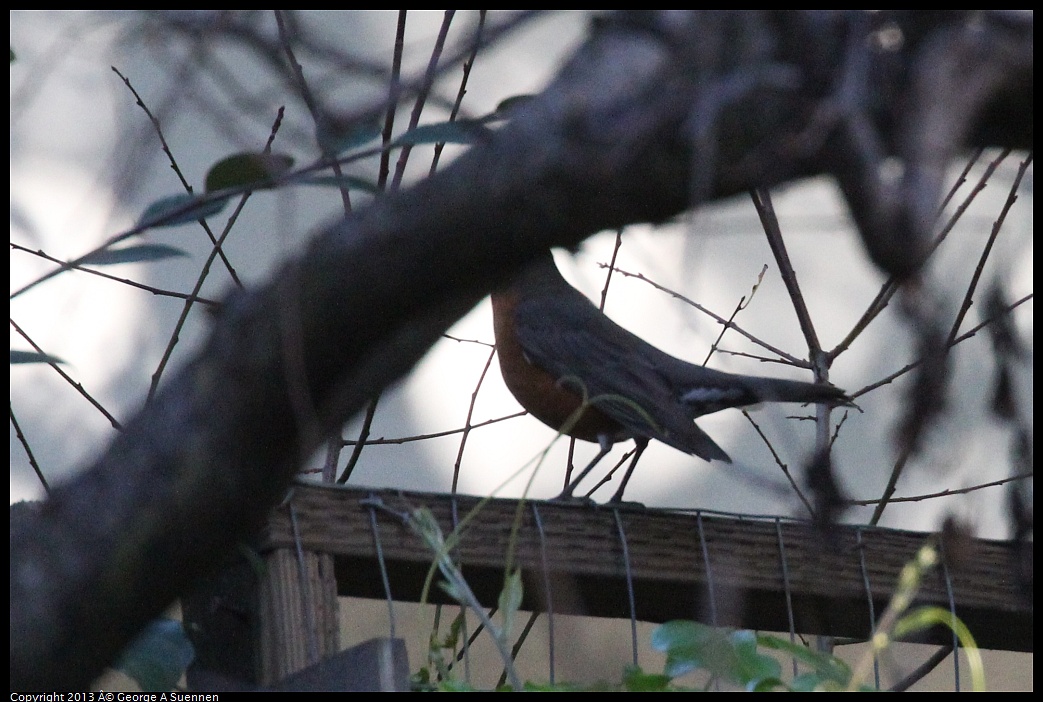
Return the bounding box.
[10,10,1032,689]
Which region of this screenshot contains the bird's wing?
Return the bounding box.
[513,293,732,462]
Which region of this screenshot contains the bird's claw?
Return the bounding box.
[550,492,597,506]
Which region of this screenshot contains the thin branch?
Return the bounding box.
[945,153,1032,347]
[937,148,982,212]
[9,243,220,307]
[274,9,352,213]
[852,472,1032,507]
[827,149,1012,362]
[741,409,816,517]
[451,345,499,494]
[866,293,1032,525]
[10,404,50,494]
[441,333,495,347]
[145,195,250,402]
[431,11,487,175]
[889,643,955,693]
[751,189,824,362]
[703,266,766,367]
[9,319,122,430]
[111,66,244,287]
[390,10,457,190]
[606,267,812,368]
[378,11,408,189]
[851,293,1032,401]
[342,411,527,447]
[145,107,287,402]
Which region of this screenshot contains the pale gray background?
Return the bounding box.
[10,10,1033,690]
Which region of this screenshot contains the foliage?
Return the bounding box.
[112,618,195,693]
[411,535,984,691]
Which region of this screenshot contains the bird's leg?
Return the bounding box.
[608,437,650,504]
[555,433,613,500]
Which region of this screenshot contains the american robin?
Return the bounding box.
[491,250,850,503]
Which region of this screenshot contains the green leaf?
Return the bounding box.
[493,94,534,114]
[236,543,268,578]
[652,621,781,686]
[437,578,464,604]
[893,606,986,691]
[80,244,189,266]
[623,665,672,691]
[11,350,65,365]
[393,119,492,146]
[498,569,524,642]
[652,620,722,678]
[757,633,852,687]
[137,193,230,229]
[523,680,590,692]
[790,672,859,692]
[790,672,825,692]
[729,629,781,686]
[748,676,787,692]
[204,152,294,193]
[113,618,195,693]
[439,678,478,692]
[296,174,381,194]
[317,117,383,155]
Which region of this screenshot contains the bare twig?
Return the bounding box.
[9,243,221,307]
[9,319,122,430]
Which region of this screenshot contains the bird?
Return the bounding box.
[491,250,851,503]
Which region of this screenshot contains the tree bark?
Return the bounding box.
[10,10,1032,690]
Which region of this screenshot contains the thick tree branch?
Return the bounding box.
[10,11,1031,689]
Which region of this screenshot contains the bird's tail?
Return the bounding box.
[743,376,852,406]
[678,370,853,417]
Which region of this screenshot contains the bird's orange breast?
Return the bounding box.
[491,290,628,444]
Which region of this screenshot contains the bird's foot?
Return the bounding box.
[550,491,597,506]
[607,497,647,510]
